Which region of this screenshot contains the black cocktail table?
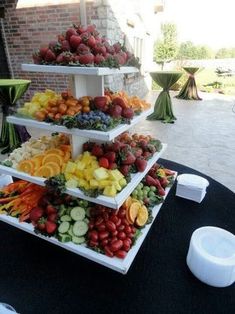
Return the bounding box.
[0,159,234,314]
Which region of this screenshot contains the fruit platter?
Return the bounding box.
[0,163,176,274]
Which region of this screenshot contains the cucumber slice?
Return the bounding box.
[70,206,85,221]
[58,221,70,234]
[73,221,88,237]
[60,215,72,222]
[59,205,67,217]
[68,226,74,237]
[57,233,72,243]
[72,236,85,245]
[84,217,89,224]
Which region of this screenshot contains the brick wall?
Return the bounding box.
[1,0,96,98]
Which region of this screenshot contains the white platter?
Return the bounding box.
[21,64,139,76]
[7,108,153,142]
[0,144,166,209]
[0,172,176,274]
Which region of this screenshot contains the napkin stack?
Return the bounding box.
[176,174,209,203]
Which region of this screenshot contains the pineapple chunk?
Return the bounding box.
[93,167,109,180]
[64,173,77,181]
[91,160,99,168]
[77,178,88,188]
[65,161,77,173]
[103,185,117,197]
[66,178,78,189]
[109,169,124,181]
[84,169,94,181]
[113,181,122,191]
[90,179,99,188]
[74,169,84,179]
[119,178,127,187]
[99,180,113,188]
[81,151,93,165]
[76,161,86,170]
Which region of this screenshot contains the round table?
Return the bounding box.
[148,71,182,123]
[0,79,31,154]
[176,67,202,100]
[0,159,234,314]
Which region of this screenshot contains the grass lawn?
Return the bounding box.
[152,68,235,95]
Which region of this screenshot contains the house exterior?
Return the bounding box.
[0,0,164,98]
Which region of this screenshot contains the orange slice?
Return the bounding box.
[17,160,35,175]
[60,144,71,153]
[136,205,149,227]
[34,165,54,178]
[123,196,132,210]
[32,155,43,169]
[42,153,63,166]
[43,162,61,175]
[45,148,64,156]
[127,202,141,224]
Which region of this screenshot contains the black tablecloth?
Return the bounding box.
[0,159,234,314]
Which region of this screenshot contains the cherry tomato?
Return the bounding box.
[121,218,130,226]
[101,239,108,247]
[95,217,104,226]
[102,212,109,221]
[124,225,132,234]
[118,209,126,218]
[110,237,118,244]
[110,215,119,224]
[90,230,98,242]
[104,246,114,258]
[88,222,94,230]
[124,238,132,246]
[110,240,123,252]
[123,239,131,251]
[111,230,118,237]
[89,240,98,247]
[115,218,121,227]
[97,223,106,231]
[131,226,136,233]
[115,250,127,259]
[99,231,109,240]
[118,231,126,240]
[106,221,116,232]
[117,224,125,231]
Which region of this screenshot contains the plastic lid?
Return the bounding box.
[177,174,209,190]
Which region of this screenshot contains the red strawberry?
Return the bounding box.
[142,151,152,159]
[119,165,131,176]
[39,47,49,58]
[73,55,80,63]
[121,149,136,165]
[104,42,115,54]
[94,54,105,64]
[48,213,58,222]
[77,24,88,34]
[133,147,143,157]
[29,207,44,223]
[111,141,121,152]
[112,97,127,109]
[37,217,46,231]
[86,24,96,33]
[45,221,57,234]
[135,157,147,172]
[56,53,64,64]
[122,107,134,119]
[61,51,74,63]
[99,157,109,169]
[114,53,125,65]
[66,28,77,40]
[61,40,70,51]
[70,35,82,49]
[108,162,117,170]
[91,144,104,157]
[44,49,56,62]
[32,52,42,64]
[77,43,91,54]
[79,53,94,64]
[87,35,96,48]
[107,104,122,118]
[93,96,108,112]
[58,34,65,43]
[104,151,116,163]
[46,204,57,215]
[93,43,106,55]
[113,42,122,53]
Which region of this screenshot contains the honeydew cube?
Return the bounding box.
[93,167,109,181]
[103,185,117,197]
[66,179,78,189]
[76,161,86,170]
[109,169,124,181]
[65,161,77,173]
[99,180,112,188]
[17,108,29,116]
[90,179,99,188]
[119,178,127,187]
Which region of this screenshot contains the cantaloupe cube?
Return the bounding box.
[103,185,117,197]
[93,167,109,180]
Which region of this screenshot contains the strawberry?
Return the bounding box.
[135,157,147,172]
[44,49,56,62]
[104,151,116,163]
[111,141,121,152]
[122,107,134,119]
[29,207,44,223]
[61,51,74,63]
[91,144,104,157]
[87,35,96,48]
[108,162,117,170]
[46,204,57,215]
[119,165,131,176]
[48,213,58,222]
[66,28,77,40]
[86,24,96,33]
[77,43,91,54]
[56,53,64,64]
[76,24,88,34]
[39,47,49,58]
[37,217,46,231]
[142,151,152,159]
[114,53,125,65]
[32,52,42,64]
[120,149,136,165]
[70,35,82,49]
[99,157,109,169]
[107,104,122,118]
[45,221,57,234]
[61,40,70,52]
[93,96,108,112]
[58,34,65,43]
[113,42,122,53]
[79,53,94,64]
[132,147,143,158]
[112,97,127,109]
[94,54,105,64]
[92,43,106,55]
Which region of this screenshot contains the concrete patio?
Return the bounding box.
[133,91,235,192]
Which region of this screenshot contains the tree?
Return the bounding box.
[154,23,178,69]
[177,41,213,60]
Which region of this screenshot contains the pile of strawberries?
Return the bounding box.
[33,23,140,68]
[83,132,162,176]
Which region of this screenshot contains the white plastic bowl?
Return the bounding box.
[0,174,13,188]
[187,226,235,287]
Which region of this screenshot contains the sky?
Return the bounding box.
[158,0,235,49]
